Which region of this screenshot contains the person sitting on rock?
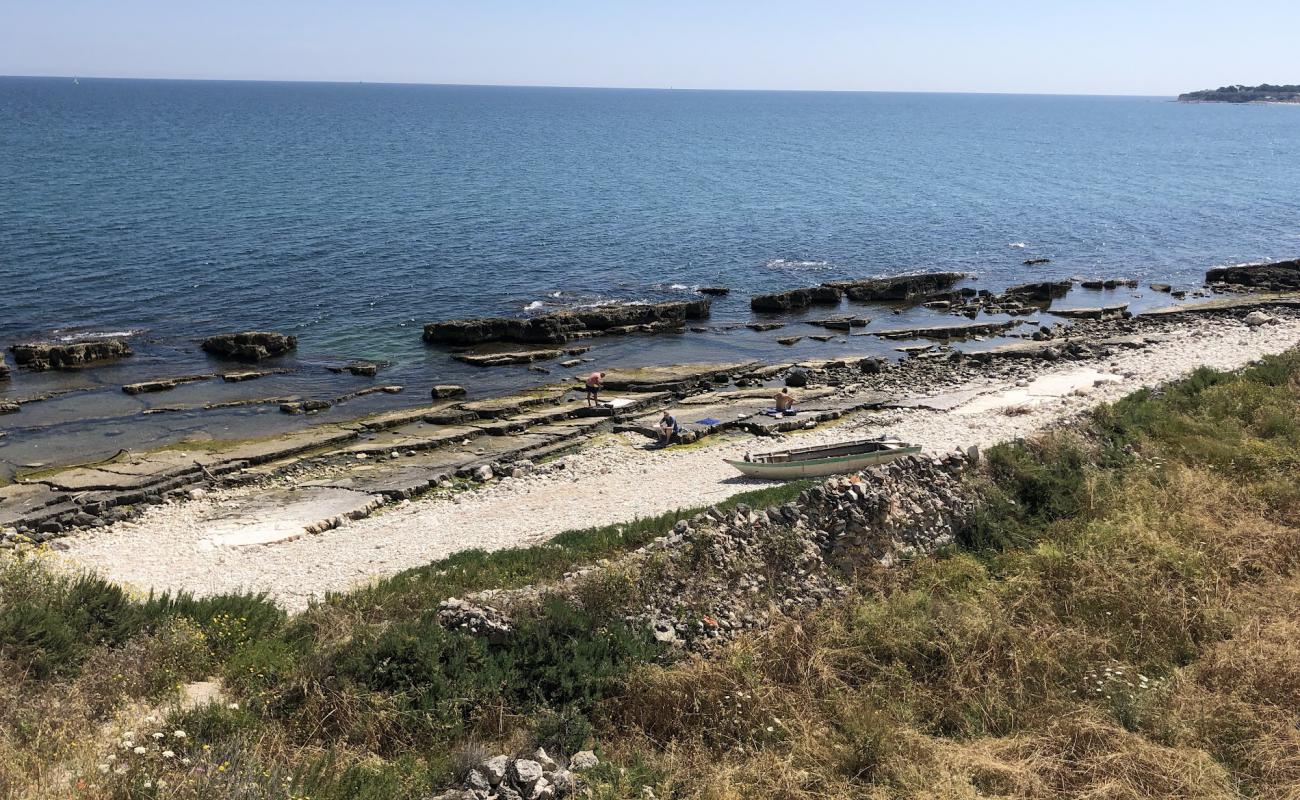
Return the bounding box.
[775,387,796,414]
[657,411,680,446]
[585,371,606,407]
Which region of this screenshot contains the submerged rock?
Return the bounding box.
[697,286,730,296]
[431,384,468,399]
[122,374,213,394]
[10,338,133,371]
[201,331,297,362]
[453,349,565,367]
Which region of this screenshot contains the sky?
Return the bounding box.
[2,0,1297,95]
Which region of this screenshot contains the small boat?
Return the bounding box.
[725,436,921,480]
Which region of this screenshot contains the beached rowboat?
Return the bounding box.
[725,437,921,480]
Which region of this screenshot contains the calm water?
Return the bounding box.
[1,78,1299,472]
[3,78,1299,354]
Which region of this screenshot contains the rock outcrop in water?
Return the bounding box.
[1206,258,1300,291]
[825,271,966,302]
[423,300,710,346]
[10,339,134,371]
[750,286,842,312]
[201,332,298,362]
[1003,280,1072,301]
[0,353,8,380]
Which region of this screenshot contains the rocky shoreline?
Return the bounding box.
[4,260,1300,550]
[8,287,1294,610]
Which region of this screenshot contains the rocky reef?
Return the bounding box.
[424,300,710,346]
[10,338,133,371]
[825,271,966,302]
[1206,258,1300,291]
[201,331,297,362]
[750,286,842,312]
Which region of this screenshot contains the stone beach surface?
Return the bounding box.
[51,311,1300,610]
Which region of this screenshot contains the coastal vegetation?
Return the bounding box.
[3,350,1300,798]
[1178,84,1300,103]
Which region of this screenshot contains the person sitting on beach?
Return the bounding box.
[585,371,606,407]
[775,387,796,413]
[657,410,680,445]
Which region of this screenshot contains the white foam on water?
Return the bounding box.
[51,328,145,342]
[764,258,829,270]
[1009,242,1028,249]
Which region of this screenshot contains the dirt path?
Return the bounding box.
[54,315,1300,610]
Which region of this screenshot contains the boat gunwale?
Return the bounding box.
[724,443,922,471]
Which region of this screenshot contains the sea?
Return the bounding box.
[2,77,1299,472]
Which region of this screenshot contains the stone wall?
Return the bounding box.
[453,451,977,652]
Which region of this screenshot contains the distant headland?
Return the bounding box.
[1178,84,1300,103]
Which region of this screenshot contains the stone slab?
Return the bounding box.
[593,362,760,392]
[216,428,360,466]
[458,386,571,418]
[885,387,995,411]
[199,486,383,548]
[869,320,1021,340]
[0,483,65,526]
[955,369,1121,415]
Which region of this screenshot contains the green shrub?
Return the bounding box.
[142,590,286,658]
[0,600,81,678]
[60,574,144,646]
[223,637,299,698]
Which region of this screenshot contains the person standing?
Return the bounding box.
[585,371,606,407]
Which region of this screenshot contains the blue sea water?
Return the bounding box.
[3,78,1299,357]
[2,78,1300,472]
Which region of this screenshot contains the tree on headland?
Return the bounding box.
[1180,83,1300,102]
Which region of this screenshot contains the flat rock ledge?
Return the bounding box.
[10,338,133,371]
[200,331,297,362]
[424,300,711,346]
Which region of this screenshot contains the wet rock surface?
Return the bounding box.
[826,271,966,302]
[10,338,133,370]
[122,374,215,394]
[423,300,710,346]
[200,331,297,362]
[1206,258,1300,291]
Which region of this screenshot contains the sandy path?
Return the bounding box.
[56,315,1300,610]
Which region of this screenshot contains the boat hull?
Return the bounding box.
[725,445,921,480]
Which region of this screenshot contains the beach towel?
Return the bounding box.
[693,417,722,426]
[761,408,798,418]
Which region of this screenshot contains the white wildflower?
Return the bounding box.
[172,730,187,739]
[152,732,165,740]
[133,746,147,755]
[98,764,110,774]
[163,750,175,759]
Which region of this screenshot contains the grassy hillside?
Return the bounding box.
[3,351,1300,799]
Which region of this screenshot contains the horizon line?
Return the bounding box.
[0,73,1174,98]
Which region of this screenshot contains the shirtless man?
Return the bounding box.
[775,387,796,413]
[585,371,606,407]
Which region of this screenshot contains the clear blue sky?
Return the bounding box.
[2,0,1297,95]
